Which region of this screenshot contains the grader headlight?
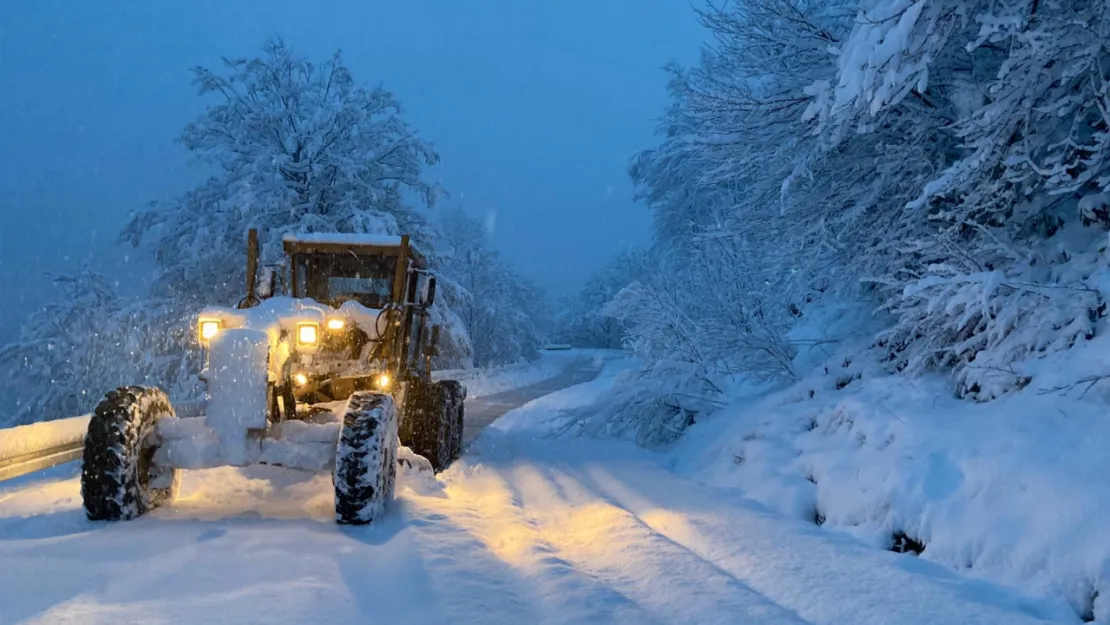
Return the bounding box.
[297,322,319,347]
[326,318,345,331]
[374,372,393,391]
[198,318,222,343]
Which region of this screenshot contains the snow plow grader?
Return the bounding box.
[80,229,465,525]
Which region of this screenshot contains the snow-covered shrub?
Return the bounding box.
[877,249,1103,400]
[579,234,806,444]
[1080,194,1110,228]
[607,241,800,384]
[551,360,720,449]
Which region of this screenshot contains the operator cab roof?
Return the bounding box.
[282,232,427,268]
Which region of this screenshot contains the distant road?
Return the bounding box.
[463,358,602,444]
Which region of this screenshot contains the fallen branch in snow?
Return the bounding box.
[1036,373,1110,398]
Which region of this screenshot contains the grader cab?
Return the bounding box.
[79,230,465,526]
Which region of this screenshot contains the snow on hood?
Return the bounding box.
[336,300,389,339]
[199,297,326,340]
[199,297,386,340]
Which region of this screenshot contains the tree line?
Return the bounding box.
[559,0,1110,446]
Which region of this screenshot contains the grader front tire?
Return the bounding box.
[81,386,179,521]
[334,392,399,525]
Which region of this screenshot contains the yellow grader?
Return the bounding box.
[80,230,464,525]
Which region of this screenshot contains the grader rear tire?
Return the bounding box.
[81,386,179,521]
[400,379,462,473]
[437,380,466,462]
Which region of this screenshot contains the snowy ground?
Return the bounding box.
[0,355,1083,625]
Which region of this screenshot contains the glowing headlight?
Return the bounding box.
[326,318,345,331]
[297,322,319,346]
[374,372,392,391]
[294,372,308,386]
[199,318,222,342]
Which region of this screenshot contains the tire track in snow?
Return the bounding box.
[566,456,1077,625]
[377,495,544,624]
[0,467,545,625]
[426,466,664,625]
[489,463,814,625]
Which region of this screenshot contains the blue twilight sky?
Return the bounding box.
[0,1,704,341]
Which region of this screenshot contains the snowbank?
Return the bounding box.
[665,333,1110,622]
[0,415,89,462]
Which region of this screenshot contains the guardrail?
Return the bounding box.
[0,415,90,483]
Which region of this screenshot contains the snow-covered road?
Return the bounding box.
[0,360,1077,625]
[462,359,602,444]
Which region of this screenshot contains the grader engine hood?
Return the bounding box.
[197,297,389,368]
[190,297,391,465]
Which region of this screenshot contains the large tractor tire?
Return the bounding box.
[334,392,398,525]
[400,378,462,473]
[81,386,179,521]
[437,380,466,463]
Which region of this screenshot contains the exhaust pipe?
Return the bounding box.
[238,228,261,309]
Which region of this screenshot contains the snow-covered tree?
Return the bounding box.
[116,38,462,378]
[123,38,442,310]
[552,248,645,348]
[807,0,1110,396]
[0,271,195,426]
[622,0,1110,409]
[437,207,547,367]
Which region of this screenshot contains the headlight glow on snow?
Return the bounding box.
[294,372,308,386]
[326,318,345,331]
[297,322,319,346]
[198,318,221,342]
[374,372,392,390]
